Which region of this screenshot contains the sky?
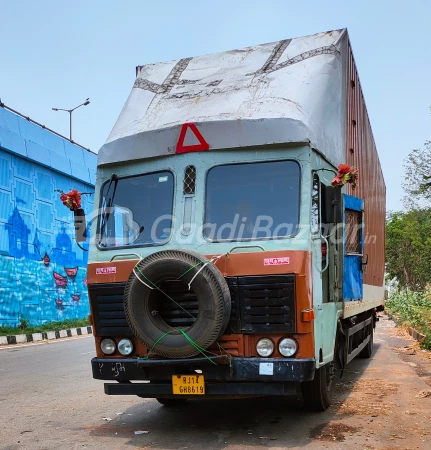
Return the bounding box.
[1,0,430,212]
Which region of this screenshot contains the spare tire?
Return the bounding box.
[124,250,231,358]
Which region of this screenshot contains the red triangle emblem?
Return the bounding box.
[176,123,209,154]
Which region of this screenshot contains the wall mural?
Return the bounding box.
[0,208,89,326]
[0,108,97,328]
[0,174,93,327]
[0,206,91,327]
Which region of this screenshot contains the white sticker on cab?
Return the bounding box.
[264,257,290,266]
[96,267,117,275]
[259,362,274,375]
[158,176,168,182]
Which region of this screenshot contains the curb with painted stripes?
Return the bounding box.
[385,311,427,343]
[0,326,93,346]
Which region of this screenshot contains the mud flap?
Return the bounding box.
[336,320,347,377]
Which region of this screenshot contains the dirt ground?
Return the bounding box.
[1,314,431,450]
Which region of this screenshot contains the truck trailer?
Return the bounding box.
[84,28,386,411]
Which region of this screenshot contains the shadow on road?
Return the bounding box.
[85,343,381,448]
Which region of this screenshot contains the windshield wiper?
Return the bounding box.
[99,174,118,245]
[130,225,145,244]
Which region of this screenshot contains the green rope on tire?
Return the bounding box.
[176,260,208,280]
[140,330,172,357]
[178,329,217,365]
[139,328,218,365]
[134,265,159,289]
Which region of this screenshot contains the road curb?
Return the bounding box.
[384,310,426,343]
[0,326,93,346]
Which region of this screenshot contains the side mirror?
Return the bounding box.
[324,186,342,224]
[74,208,87,242]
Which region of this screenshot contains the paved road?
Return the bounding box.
[1,316,431,450]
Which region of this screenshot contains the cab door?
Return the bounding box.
[343,194,364,301]
[311,174,338,366]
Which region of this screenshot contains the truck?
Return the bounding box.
[83,28,386,411]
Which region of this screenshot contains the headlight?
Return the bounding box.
[256,338,274,357]
[279,338,297,357]
[118,338,133,356]
[101,338,116,355]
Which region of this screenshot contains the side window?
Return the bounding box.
[311,174,320,234]
[345,210,362,254]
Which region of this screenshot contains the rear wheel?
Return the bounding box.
[301,362,335,411]
[156,398,188,407]
[358,323,374,358]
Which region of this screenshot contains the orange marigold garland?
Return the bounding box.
[331,164,359,189]
[59,189,82,211]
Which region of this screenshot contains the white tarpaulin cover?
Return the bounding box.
[99,29,348,166]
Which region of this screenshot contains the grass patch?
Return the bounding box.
[386,289,431,350]
[0,318,90,337]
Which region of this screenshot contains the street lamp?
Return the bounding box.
[52,98,90,141]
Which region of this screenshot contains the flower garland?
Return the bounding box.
[331,164,359,189]
[59,189,82,211]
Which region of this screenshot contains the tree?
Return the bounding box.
[386,209,431,290]
[402,140,431,210]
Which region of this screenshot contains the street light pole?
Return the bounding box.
[52,98,90,141]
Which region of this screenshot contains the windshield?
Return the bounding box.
[204,161,300,241]
[98,171,174,248]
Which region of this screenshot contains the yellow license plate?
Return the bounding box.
[172,374,205,395]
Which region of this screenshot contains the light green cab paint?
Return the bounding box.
[90,145,345,369]
[89,145,314,263]
[310,151,344,367]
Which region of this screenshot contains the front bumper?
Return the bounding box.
[92,356,315,397]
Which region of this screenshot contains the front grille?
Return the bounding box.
[90,274,295,337]
[150,280,198,328]
[227,275,296,333]
[89,283,132,336]
[226,277,241,334]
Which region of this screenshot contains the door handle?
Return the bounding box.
[315,235,329,274]
[361,254,368,272]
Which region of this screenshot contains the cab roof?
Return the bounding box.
[99,29,348,167]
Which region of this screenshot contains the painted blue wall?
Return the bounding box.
[0,106,97,327]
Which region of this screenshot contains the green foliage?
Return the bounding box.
[386,289,431,350]
[18,318,29,330]
[423,334,431,351]
[386,111,431,349]
[0,318,90,337]
[386,209,431,291]
[402,140,431,209]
